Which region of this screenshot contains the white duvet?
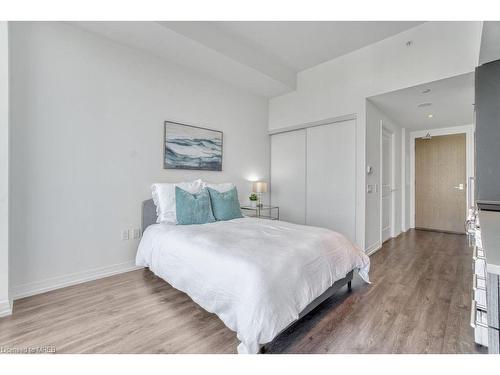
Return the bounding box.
[136,217,370,354]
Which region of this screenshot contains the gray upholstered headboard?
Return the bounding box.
[142,199,157,233]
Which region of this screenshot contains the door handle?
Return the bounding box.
[453,184,464,190]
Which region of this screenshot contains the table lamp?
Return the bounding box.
[252,181,268,208]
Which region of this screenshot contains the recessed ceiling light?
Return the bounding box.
[427,114,434,118]
[422,88,431,94]
[417,102,432,108]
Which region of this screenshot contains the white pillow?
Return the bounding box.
[151,179,203,223]
[203,182,235,193]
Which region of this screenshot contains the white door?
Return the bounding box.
[381,127,394,243]
[306,120,356,242]
[270,130,306,224]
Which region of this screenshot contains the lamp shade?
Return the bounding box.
[252,181,268,193]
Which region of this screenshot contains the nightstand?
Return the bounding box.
[240,205,279,220]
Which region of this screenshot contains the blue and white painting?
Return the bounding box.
[164,121,223,171]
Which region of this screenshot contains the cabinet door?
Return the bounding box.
[306,120,356,242]
[271,130,306,224]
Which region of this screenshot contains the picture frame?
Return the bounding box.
[163,121,223,171]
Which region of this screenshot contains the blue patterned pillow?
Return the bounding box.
[207,187,243,221]
[175,187,216,225]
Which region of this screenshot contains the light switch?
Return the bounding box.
[366,185,373,193]
[121,229,129,241]
[133,228,141,239]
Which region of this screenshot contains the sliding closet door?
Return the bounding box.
[271,130,306,224]
[306,120,356,241]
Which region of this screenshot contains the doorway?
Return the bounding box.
[381,126,395,243]
[415,133,466,233]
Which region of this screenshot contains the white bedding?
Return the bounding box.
[136,217,370,354]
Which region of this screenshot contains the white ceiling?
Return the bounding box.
[211,21,424,71]
[369,72,475,131]
[72,21,423,97]
[71,21,294,97]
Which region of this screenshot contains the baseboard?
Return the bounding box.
[11,260,143,300]
[392,230,403,239]
[415,227,465,235]
[365,241,382,256]
[0,299,12,317]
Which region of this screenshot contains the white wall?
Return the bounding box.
[403,129,411,231]
[9,22,270,298]
[269,21,482,250]
[0,21,11,316]
[365,100,405,253]
[479,21,500,65]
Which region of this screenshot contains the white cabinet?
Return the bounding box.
[270,119,356,242]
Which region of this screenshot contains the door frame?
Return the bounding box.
[409,124,475,229]
[380,123,396,243]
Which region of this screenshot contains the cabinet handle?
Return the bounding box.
[471,300,477,328]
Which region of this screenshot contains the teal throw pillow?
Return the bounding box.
[207,187,243,221]
[175,187,216,225]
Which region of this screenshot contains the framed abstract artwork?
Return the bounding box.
[163,121,223,171]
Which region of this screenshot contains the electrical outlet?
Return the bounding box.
[133,228,141,239]
[121,229,129,240]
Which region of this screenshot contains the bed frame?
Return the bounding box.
[141,199,353,353]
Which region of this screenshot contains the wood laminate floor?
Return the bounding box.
[0,229,486,354]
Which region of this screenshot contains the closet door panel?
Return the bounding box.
[270,130,306,224]
[306,120,356,241]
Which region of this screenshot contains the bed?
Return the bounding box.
[136,199,370,354]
